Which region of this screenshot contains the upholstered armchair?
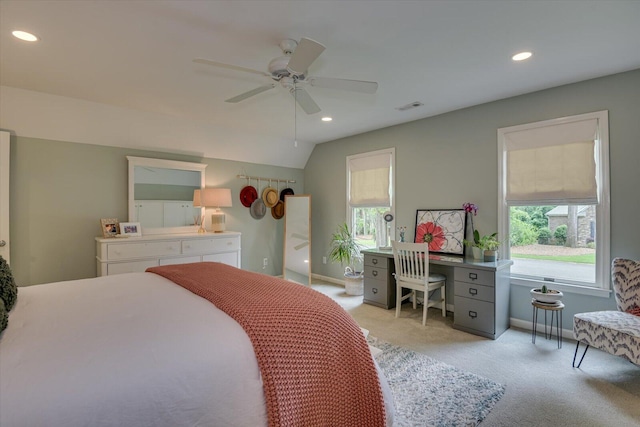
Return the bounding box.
[573,258,640,368]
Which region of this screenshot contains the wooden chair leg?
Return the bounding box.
[412,290,417,309]
[441,285,446,317]
[422,302,427,326]
[395,284,402,318]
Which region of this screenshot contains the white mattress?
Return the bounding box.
[0,272,393,426]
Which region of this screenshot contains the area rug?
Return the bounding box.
[369,337,505,427]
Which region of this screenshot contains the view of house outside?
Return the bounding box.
[509,205,596,283]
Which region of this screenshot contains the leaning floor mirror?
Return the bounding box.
[283,195,311,286]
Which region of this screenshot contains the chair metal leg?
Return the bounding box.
[532,305,538,344]
[573,341,590,368]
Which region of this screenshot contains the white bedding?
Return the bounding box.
[0,272,393,426]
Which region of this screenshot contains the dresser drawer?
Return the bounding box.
[364,277,389,306]
[203,252,239,267]
[159,256,201,266]
[182,237,240,255]
[364,264,388,281]
[107,241,180,260]
[454,267,494,287]
[454,296,495,334]
[364,255,388,269]
[107,259,159,275]
[454,281,494,303]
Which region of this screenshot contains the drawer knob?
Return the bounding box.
[468,311,478,319]
[185,244,191,249]
[469,273,478,280]
[469,288,478,296]
[372,270,378,277]
[372,288,378,294]
[372,258,378,265]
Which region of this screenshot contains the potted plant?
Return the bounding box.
[464,230,500,261]
[530,284,563,303]
[329,223,364,295]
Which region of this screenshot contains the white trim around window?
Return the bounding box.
[498,111,610,295]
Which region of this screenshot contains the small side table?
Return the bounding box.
[531,299,564,348]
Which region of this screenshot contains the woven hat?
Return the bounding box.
[240,185,258,208]
[280,187,295,201]
[250,198,266,219]
[271,200,285,220]
[262,186,279,208]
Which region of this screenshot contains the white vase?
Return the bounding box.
[530,288,563,303]
[471,247,483,260]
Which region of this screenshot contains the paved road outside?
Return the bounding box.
[510,244,596,283]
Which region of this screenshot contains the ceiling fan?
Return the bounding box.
[194,38,378,114]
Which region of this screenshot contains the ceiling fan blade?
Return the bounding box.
[225,84,276,103]
[194,58,271,77]
[287,38,326,75]
[308,76,378,94]
[291,87,321,114]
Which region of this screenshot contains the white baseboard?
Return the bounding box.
[311,273,345,286]
[510,317,573,340]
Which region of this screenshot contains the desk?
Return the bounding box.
[361,249,513,340]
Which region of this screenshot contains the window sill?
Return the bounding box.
[510,276,611,298]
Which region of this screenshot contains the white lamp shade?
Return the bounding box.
[200,188,232,208]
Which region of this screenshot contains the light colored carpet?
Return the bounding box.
[312,282,640,427]
[369,336,505,426]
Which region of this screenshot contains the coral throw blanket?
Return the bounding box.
[147,262,386,427]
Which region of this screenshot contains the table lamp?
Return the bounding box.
[200,188,232,232]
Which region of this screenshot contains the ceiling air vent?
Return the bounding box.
[396,101,424,111]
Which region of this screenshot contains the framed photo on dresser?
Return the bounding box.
[100,218,120,238]
[119,222,142,237]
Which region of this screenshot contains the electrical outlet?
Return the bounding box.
[263,258,268,269]
[322,256,327,264]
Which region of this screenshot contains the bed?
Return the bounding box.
[0,262,394,427]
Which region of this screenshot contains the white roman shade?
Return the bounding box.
[349,151,391,207]
[505,118,599,205]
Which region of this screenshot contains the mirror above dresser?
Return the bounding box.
[127,156,207,235]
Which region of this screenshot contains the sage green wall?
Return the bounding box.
[305,68,640,324]
[9,137,303,286]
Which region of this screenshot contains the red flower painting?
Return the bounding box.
[415,222,446,251]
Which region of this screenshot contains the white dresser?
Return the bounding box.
[96,232,241,276]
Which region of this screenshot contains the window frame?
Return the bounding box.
[497,111,610,297]
[346,148,395,249]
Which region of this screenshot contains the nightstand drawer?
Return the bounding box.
[455,267,494,287]
[454,296,494,334]
[454,281,494,303]
[107,241,180,260]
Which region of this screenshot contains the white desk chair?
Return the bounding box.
[392,241,447,325]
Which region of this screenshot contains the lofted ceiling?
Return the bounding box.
[1,0,640,169]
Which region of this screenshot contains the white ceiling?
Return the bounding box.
[2,0,640,169]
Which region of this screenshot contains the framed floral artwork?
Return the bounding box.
[414,209,466,256]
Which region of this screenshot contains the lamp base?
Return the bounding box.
[210,212,226,233]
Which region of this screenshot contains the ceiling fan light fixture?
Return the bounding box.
[12,30,38,42]
[512,51,532,61]
[321,117,332,122]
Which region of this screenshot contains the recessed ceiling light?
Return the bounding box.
[512,51,532,61]
[321,117,333,122]
[12,30,39,42]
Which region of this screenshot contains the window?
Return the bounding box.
[498,111,610,295]
[347,148,395,249]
